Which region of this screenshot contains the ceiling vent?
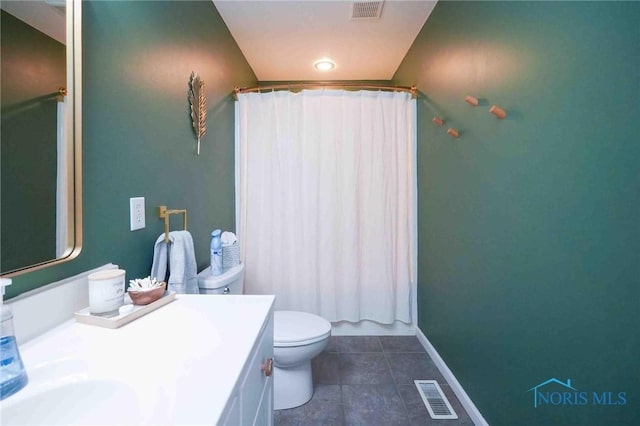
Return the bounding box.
[351,1,384,20]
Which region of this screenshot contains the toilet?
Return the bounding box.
[196,263,245,295]
[272,310,331,410]
[197,264,332,410]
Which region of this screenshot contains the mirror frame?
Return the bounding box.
[2,0,82,277]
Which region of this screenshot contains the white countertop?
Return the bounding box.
[1,294,275,425]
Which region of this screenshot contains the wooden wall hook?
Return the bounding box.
[447,128,459,138]
[432,117,444,126]
[489,105,507,119]
[465,96,479,106]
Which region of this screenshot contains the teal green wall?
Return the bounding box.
[6,0,256,298]
[1,11,65,272]
[394,2,639,425]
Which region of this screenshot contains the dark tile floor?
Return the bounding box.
[274,336,475,426]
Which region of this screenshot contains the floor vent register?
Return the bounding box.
[414,380,459,420]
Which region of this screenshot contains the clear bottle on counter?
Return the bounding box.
[0,278,28,400]
[210,229,223,276]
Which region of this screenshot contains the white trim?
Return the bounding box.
[410,99,418,327]
[331,320,415,336]
[415,328,489,426]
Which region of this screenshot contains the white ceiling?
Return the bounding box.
[0,0,65,44]
[213,0,437,81]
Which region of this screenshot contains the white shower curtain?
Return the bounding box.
[237,89,415,324]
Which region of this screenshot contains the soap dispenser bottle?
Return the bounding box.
[210,229,223,276]
[0,278,28,400]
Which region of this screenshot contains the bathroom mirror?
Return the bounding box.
[0,0,82,276]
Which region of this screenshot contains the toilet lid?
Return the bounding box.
[274,311,331,347]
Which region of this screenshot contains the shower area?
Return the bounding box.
[235,85,417,335]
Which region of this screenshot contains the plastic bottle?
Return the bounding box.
[210,229,223,276]
[0,278,28,400]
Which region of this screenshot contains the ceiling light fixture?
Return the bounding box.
[314,59,335,72]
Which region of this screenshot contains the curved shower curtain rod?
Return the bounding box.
[233,83,417,99]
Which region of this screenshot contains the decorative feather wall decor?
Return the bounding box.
[188,71,207,155]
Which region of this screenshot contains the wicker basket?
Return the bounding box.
[222,243,240,269]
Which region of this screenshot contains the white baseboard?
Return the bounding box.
[331,320,415,336]
[415,328,489,426]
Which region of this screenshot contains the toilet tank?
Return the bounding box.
[197,263,244,295]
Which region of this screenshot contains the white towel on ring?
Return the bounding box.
[150,231,199,294]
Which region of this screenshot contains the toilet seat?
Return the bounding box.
[274,311,331,347]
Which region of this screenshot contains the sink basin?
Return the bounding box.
[2,379,141,425]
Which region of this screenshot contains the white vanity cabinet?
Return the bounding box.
[2,294,276,426]
[220,314,274,426]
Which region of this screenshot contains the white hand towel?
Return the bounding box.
[150,237,168,284]
[150,231,199,294]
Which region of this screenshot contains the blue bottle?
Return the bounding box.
[210,229,223,276]
[0,279,28,400]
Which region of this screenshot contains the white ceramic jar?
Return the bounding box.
[87,269,125,316]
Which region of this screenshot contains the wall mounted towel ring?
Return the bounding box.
[158,206,187,242]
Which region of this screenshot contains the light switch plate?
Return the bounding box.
[130,197,145,231]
